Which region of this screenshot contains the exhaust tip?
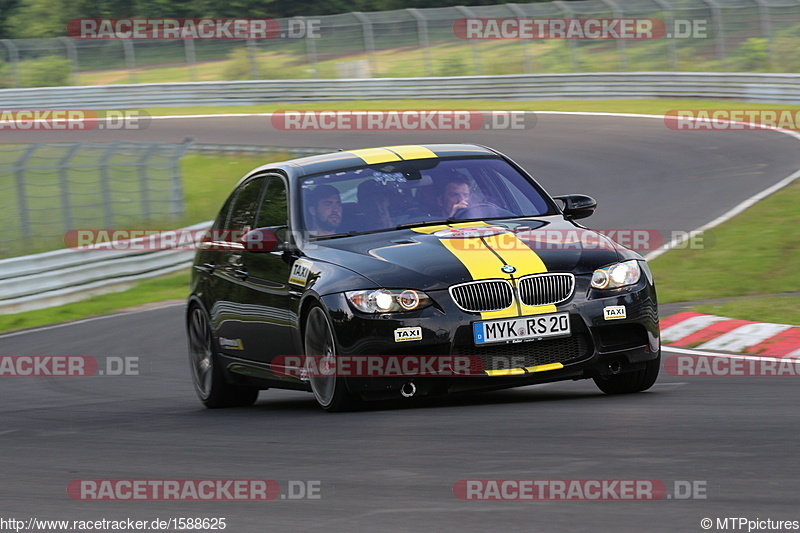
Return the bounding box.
[400,381,417,398]
[609,360,623,375]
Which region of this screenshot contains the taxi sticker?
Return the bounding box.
[289,258,313,286]
[219,337,244,350]
[394,327,422,342]
[603,305,627,320]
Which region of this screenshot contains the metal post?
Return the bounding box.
[58,144,81,233]
[652,0,679,70]
[507,3,533,74]
[455,6,482,75]
[13,144,40,241]
[137,144,160,221]
[170,138,194,217]
[58,37,80,85]
[0,39,21,88]
[408,8,432,77]
[599,0,629,71]
[304,16,319,78]
[701,0,727,64]
[99,143,119,227]
[246,38,260,79]
[352,12,376,78]
[752,0,776,72]
[184,39,197,81]
[553,1,580,71]
[122,40,137,83]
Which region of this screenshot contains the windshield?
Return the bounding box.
[299,156,555,238]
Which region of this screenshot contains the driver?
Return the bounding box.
[437,174,472,218]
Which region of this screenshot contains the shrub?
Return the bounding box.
[18,56,72,87]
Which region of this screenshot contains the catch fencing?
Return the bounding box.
[0,140,191,258]
[1,0,800,88]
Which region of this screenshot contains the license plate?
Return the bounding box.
[473,312,571,345]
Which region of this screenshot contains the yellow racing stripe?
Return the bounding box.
[525,362,564,373]
[439,237,519,320]
[384,145,437,160]
[410,225,450,235]
[484,362,563,377]
[345,145,436,165]
[346,147,401,164]
[485,368,527,377]
[482,232,557,316]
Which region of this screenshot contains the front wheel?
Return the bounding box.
[187,306,259,408]
[304,305,361,412]
[593,351,660,395]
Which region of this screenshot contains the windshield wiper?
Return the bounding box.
[395,219,450,230]
[310,231,359,241]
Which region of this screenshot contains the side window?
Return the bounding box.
[212,195,235,231]
[256,177,288,227]
[227,177,265,233]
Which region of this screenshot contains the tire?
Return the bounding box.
[187,306,259,408]
[304,305,361,412]
[593,351,661,395]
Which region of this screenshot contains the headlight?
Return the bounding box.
[591,260,641,289]
[346,289,432,313]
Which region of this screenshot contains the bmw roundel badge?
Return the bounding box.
[501,265,516,274]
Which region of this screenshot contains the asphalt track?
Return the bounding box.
[1,114,800,532]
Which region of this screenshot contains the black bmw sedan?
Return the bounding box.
[186,144,660,411]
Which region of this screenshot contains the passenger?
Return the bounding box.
[306,185,342,236]
[355,179,398,231]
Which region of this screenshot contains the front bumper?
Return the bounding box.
[320,271,659,400]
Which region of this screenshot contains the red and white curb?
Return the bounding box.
[660,312,800,356]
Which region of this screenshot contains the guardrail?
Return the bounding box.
[0,144,333,315]
[1,73,800,109]
[0,222,211,314]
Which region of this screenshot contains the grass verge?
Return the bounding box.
[651,178,800,324]
[650,179,800,305]
[691,295,800,326]
[0,270,190,334]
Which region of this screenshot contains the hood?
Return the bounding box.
[304,217,622,291]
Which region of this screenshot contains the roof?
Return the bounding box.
[280,144,500,176]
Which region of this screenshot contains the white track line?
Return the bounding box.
[662,345,798,362]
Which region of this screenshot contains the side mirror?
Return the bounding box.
[553,194,597,220]
[241,226,284,252]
